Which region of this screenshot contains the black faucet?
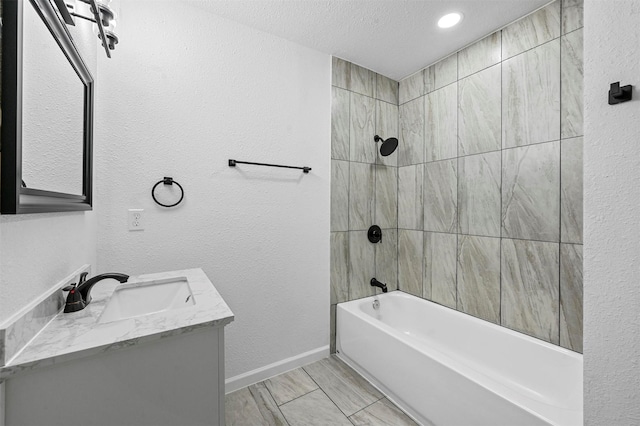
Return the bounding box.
[370,278,388,293]
[64,272,129,313]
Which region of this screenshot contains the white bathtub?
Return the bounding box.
[336,292,582,426]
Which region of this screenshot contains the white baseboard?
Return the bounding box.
[225,346,329,394]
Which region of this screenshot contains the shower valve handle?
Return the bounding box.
[368,225,382,243]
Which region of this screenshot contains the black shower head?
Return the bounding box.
[374,135,398,156]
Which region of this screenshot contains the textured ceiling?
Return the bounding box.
[188,0,551,81]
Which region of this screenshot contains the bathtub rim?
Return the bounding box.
[339,291,582,361]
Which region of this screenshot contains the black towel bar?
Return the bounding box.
[228,159,311,173]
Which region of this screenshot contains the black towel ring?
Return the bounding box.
[152,177,184,208]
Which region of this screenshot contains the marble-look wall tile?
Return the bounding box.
[502,141,560,242]
[376,101,399,167]
[433,54,457,91]
[425,84,457,162]
[349,231,376,300]
[562,0,583,34]
[561,29,583,139]
[399,70,425,105]
[424,159,457,233]
[398,165,424,230]
[503,40,561,148]
[399,97,425,166]
[560,243,583,352]
[423,66,435,94]
[457,235,501,323]
[502,1,561,59]
[350,63,375,98]
[424,232,457,307]
[329,15,582,353]
[375,74,399,105]
[458,64,501,156]
[458,32,501,79]
[331,87,350,161]
[375,165,398,229]
[375,229,398,293]
[501,239,560,344]
[350,93,376,163]
[348,162,375,231]
[330,304,337,353]
[561,137,583,243]
[330,232,349,304]
[398,230,423,297]
[458,152,501,237]
[331,160,349,232]
[332,57,350,89]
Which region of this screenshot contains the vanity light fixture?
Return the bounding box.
[53,0,119,58]
[438,12,462,29]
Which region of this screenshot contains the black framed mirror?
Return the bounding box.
[1,0,94,214]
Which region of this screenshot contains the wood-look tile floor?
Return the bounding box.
[225,355,418,426]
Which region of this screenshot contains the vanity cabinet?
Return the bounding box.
[4,327,226,425]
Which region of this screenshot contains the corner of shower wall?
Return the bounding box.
[330,57,400,353]
[395,0,584,353]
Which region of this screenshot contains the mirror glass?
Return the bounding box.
[21,0,85,195]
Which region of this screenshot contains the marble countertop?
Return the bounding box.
[0,268,234,380]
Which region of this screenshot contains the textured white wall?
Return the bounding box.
[94,1,330,378]
[0,4,99,324]
[0,213,97,323]
[584,1,640,423]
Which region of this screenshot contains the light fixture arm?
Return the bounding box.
[53,0,118,58]
[87,0,111,58]
[77,0,116,25]
[70,12,96,23]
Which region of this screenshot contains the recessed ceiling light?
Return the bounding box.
[438,13,462,29]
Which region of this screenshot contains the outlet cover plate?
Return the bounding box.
[128,209,144,231]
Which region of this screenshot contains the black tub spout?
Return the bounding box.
[370,278,388,293]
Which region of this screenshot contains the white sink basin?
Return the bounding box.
[98,277,195,323]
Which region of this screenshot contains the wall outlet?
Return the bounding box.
[128,209,144,231]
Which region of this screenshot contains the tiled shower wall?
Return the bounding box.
[330,0,583,354]
[330,59,399,352]
[396,0,584,352]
